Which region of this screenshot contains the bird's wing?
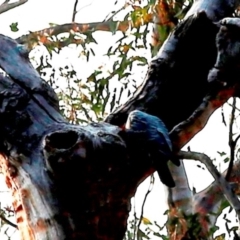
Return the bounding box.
[156,129,172,151]
[156,129,180,166]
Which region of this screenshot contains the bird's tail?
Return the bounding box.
[157,149,181,167]
[170,155,180,166]
[155,161,175,188]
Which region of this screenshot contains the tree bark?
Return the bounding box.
[0,0,239,240]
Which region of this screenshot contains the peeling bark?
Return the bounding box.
[0,65,152,239]
[0,36,157,240]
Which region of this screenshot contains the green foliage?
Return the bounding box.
[30,0,191,124]
[124,217,169,240]
[9,22,18,32]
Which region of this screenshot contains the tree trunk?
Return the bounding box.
[0,0,239,239]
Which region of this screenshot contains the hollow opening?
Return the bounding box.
[46,130,78,149]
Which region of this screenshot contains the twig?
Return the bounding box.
[179,151,240,223]
[229,98,236,148]
[137,175,154,231]
[226,97,237,180]
[132,197,137,240]
[103,4,127,22]
[72,0,79,22]
[227,102,240,113]
[221,105,227,126]
[77,0,94,13]
[0,212,18,229]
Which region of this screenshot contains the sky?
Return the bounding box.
[0,0,238,239]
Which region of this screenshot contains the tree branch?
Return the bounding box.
[170,87,235,152]
[16,19,150,49]
[72,0,79,22]
[226,97,237,180]
[137,175,154,232]
[179,151,240,226]
[166,161,194,240]
[0,211,18,229]
[193,159,240,230]
[105,2,239,238]
[0,0,27,14]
